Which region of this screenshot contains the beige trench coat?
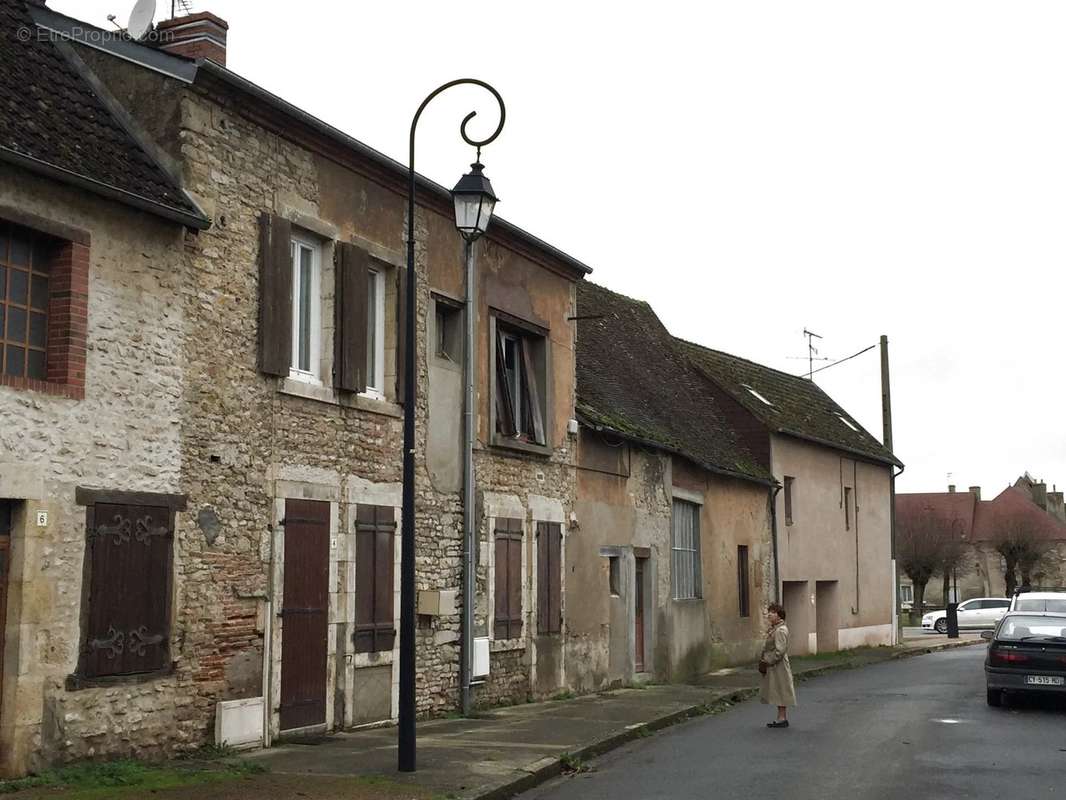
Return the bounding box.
[760,622,796,707]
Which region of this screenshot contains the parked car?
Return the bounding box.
[921,597,1011,633]
[983,611,1066,707]
[1009,590,1066,614]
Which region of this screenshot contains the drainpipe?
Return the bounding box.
[460,239,478,717]
[769,484,782,604]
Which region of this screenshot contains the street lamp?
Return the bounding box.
[401,78,505,773]
[451,161,498,241]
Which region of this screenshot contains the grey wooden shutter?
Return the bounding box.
[257,213,293,376]
[333,242,369,393]
[395,266,407,402]
[83,504,173,678]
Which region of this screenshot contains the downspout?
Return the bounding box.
[853,460,860,615]
[769,484,782,604]
[460,239,478,717]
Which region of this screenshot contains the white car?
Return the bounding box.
[1009,590,1066,613]
[921,597,1011,633]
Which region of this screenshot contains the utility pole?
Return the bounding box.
[881,334,900,644]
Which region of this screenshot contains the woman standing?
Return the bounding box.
[759,602,796,728]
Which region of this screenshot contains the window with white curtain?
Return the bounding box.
[671,499,702,600]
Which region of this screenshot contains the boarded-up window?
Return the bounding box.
[671,499,702,600]
[354,504,396,654]
[82,503,174,678]
[737,545,750,617]
[494,518,523,639]
[536,522,562,635]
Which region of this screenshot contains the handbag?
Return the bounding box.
[757,660,768,675]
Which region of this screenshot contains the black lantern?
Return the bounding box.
[451,161,498,241]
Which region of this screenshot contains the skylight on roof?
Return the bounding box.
[741,384,774,407]
[837,414,859,432]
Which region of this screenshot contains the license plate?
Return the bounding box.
[1026,675,1065,686]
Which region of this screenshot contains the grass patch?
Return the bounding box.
[0,757,261,799]
[559,753,590,774]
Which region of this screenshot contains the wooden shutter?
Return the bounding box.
[395,266,407,402]
[333,242,369,393]
[354,505,396,653]
[257,213,293,376]
[536,522,562,634]
[494,518,523,639]
[83,503,173,678]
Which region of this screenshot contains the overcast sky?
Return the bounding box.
[54,0,1066,496]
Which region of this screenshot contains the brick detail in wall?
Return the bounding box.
[0,236,88,400]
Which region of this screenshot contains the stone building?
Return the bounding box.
[1,0,590,773]
[571,284,776,686]
[897,482,1066,606]
[0,0,211,775]
[680,341,901,653]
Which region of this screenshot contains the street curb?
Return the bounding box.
[469,639,983,800]
[469,688,755,800]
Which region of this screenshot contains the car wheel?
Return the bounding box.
[986,689,1002,707]
[934,618,948,634]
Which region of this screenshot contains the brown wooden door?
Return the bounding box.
[280,499,330,731]
[0,501,11,717]
[634,557,646,673]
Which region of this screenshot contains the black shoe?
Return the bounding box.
[766,720,789,728]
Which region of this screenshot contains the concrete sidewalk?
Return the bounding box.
[244,635,983,800]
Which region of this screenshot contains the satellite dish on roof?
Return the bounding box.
[127,0,157,40]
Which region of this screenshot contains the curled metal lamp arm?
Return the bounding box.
[399,78,505,774]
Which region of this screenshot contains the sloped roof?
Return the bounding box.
[575,282,772,486]
[896,486,1066,543]
[678,341,901,467]
[896,491,979,539]
[972,487,1066,542]
[0,0,206,227]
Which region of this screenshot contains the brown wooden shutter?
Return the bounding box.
[354,505,396,653]
[258,213,293,376]
[83,503,173,678]
[494,518,523,639]
[395,266,407,401]
[333,242,369,393]
[537,522,562,634]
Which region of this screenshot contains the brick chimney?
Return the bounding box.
[155,11,228,66]
[948,484,956,493]
[969,486,981,501]
[1032,481,1048,510]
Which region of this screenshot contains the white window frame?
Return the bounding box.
[362,267,386,398]
[671,498,703,600]
[289,235,321,383]
[900,584,914,604]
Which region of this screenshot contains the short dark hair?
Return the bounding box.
[768,602,786,620]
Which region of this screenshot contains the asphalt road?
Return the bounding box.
[525,647,1066,800]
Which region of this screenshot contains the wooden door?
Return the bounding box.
[634,557,646,673]
[279,499,330,731]
[0,501,11,717]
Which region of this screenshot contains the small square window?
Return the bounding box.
[434,299,462,363]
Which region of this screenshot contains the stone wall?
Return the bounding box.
[0,165,190,773]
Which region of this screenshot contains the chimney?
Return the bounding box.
[969,486,981,501]
[948,484,956,493]
[1032,482,1048,510]
[155,12,229,66]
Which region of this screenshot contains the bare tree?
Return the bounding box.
[898,506,955,615]
[991,512,1053,596]
[939,520,969,607]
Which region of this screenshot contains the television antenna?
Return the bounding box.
[127,0,156,40]
[171,0,194,18]
[802,328,823,381]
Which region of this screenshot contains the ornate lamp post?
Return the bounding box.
[401,79,504,773]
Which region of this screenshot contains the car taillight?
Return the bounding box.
[991,649,1029,664]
